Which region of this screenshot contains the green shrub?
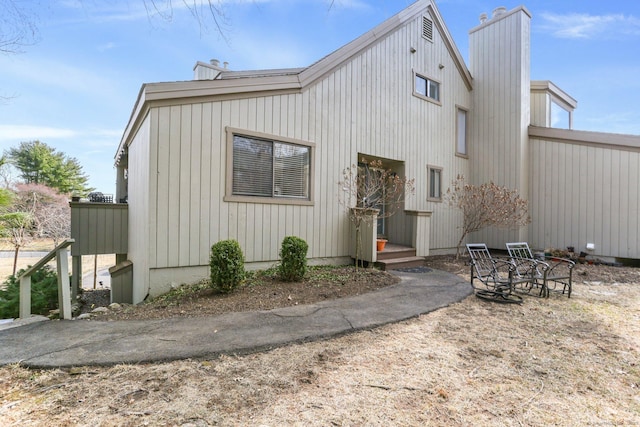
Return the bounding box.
[0,266,61,319]
[209,239,245,293]
[278,236,309,282]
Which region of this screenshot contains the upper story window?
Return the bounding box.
[551,100,571,129]
[414,72,441,104]
[456,107,468,157]
[225,127,314,205]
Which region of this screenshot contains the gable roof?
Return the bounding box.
[115,0,473,163]
[298,0,472,89]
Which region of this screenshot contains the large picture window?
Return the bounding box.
[226,128,314,205]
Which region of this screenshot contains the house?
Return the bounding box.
[95,0,640,303]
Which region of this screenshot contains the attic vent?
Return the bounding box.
[422,16,433,41]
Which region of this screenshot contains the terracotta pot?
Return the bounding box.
[376,239,387,251]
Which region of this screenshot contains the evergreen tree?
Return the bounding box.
[5,140,93,195]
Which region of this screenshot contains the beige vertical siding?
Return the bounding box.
[530,91,549,127]
[127,113,151,302]
[468,7,531,248]
[70,203,128,256]
[141,10,471,281]
[529,136,640,258]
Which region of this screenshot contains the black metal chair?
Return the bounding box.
[506,242,575,298]
[466,243,530,304]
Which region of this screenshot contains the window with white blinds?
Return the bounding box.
[232,134,310,200]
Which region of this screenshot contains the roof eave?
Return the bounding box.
[299,0,473,90]
[531,80,578,109]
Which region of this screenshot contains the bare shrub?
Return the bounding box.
[444,175,530,257]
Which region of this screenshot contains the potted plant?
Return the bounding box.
[376,238,388,251]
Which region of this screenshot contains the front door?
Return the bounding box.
[358,162,387,239]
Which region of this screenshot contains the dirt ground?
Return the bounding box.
[1,256,639,426]
[82,266,400,321]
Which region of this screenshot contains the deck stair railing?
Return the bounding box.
[18,238,74,320]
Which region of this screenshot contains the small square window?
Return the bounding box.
[414,73,440,103]
[428,166,442,201]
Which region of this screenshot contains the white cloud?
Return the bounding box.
[0,125,122,147]
[325,0,371,11]
[98,42,117,52]
[0,125,77,142]
[539,12,640,39]
[0,55,122,100]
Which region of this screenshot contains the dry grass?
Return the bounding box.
[1,260,639,426]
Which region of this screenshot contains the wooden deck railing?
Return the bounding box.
[18,238,74,320]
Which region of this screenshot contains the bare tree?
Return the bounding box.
[339,159,415,268]
[13,183,70,244]
[38,197,71,246]
[444,175,531,257]
[142,0,229,40]
[0,158,15,189]
[0,0,39,54]
[0,0,232,55]
[2,211,32,276]
[1,184,71,274]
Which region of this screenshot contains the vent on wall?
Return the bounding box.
[422,16,433,41]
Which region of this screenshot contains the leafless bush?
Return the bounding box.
[444,175,530,257]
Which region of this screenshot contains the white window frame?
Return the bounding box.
[456,106,469,158]
[550,99,572,129]
[225,127,315,206]
[413,71,441,105]
[427,165,443,202]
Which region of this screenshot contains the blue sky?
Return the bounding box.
[1,0,639,193]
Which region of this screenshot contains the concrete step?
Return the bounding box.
[376,256,426,271]
[377,244,416,261]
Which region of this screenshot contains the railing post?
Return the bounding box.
[19,276,32,319]
[17,239,74,320]
[71,255,82,301]
[56,247,72,320]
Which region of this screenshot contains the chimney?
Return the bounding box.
[210,59,220,67]
[479,13,488,24]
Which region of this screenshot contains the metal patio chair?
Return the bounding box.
[506,242,575,298]
[466,243,530,304]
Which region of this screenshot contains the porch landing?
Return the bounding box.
[376,243,425,271]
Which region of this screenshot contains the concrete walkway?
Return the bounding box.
[0,268,471,369]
